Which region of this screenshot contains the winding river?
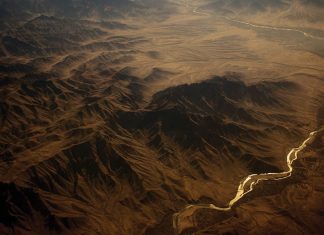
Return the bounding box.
[172,127,323,234]
[189,1,324,40]
[170,2,324,233]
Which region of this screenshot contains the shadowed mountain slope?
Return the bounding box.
[0,72,315,234]
[0,0,323,234]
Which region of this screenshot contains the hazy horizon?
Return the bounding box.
[1,1,324,234]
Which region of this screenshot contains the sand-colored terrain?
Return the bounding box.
[0,0,324,234]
